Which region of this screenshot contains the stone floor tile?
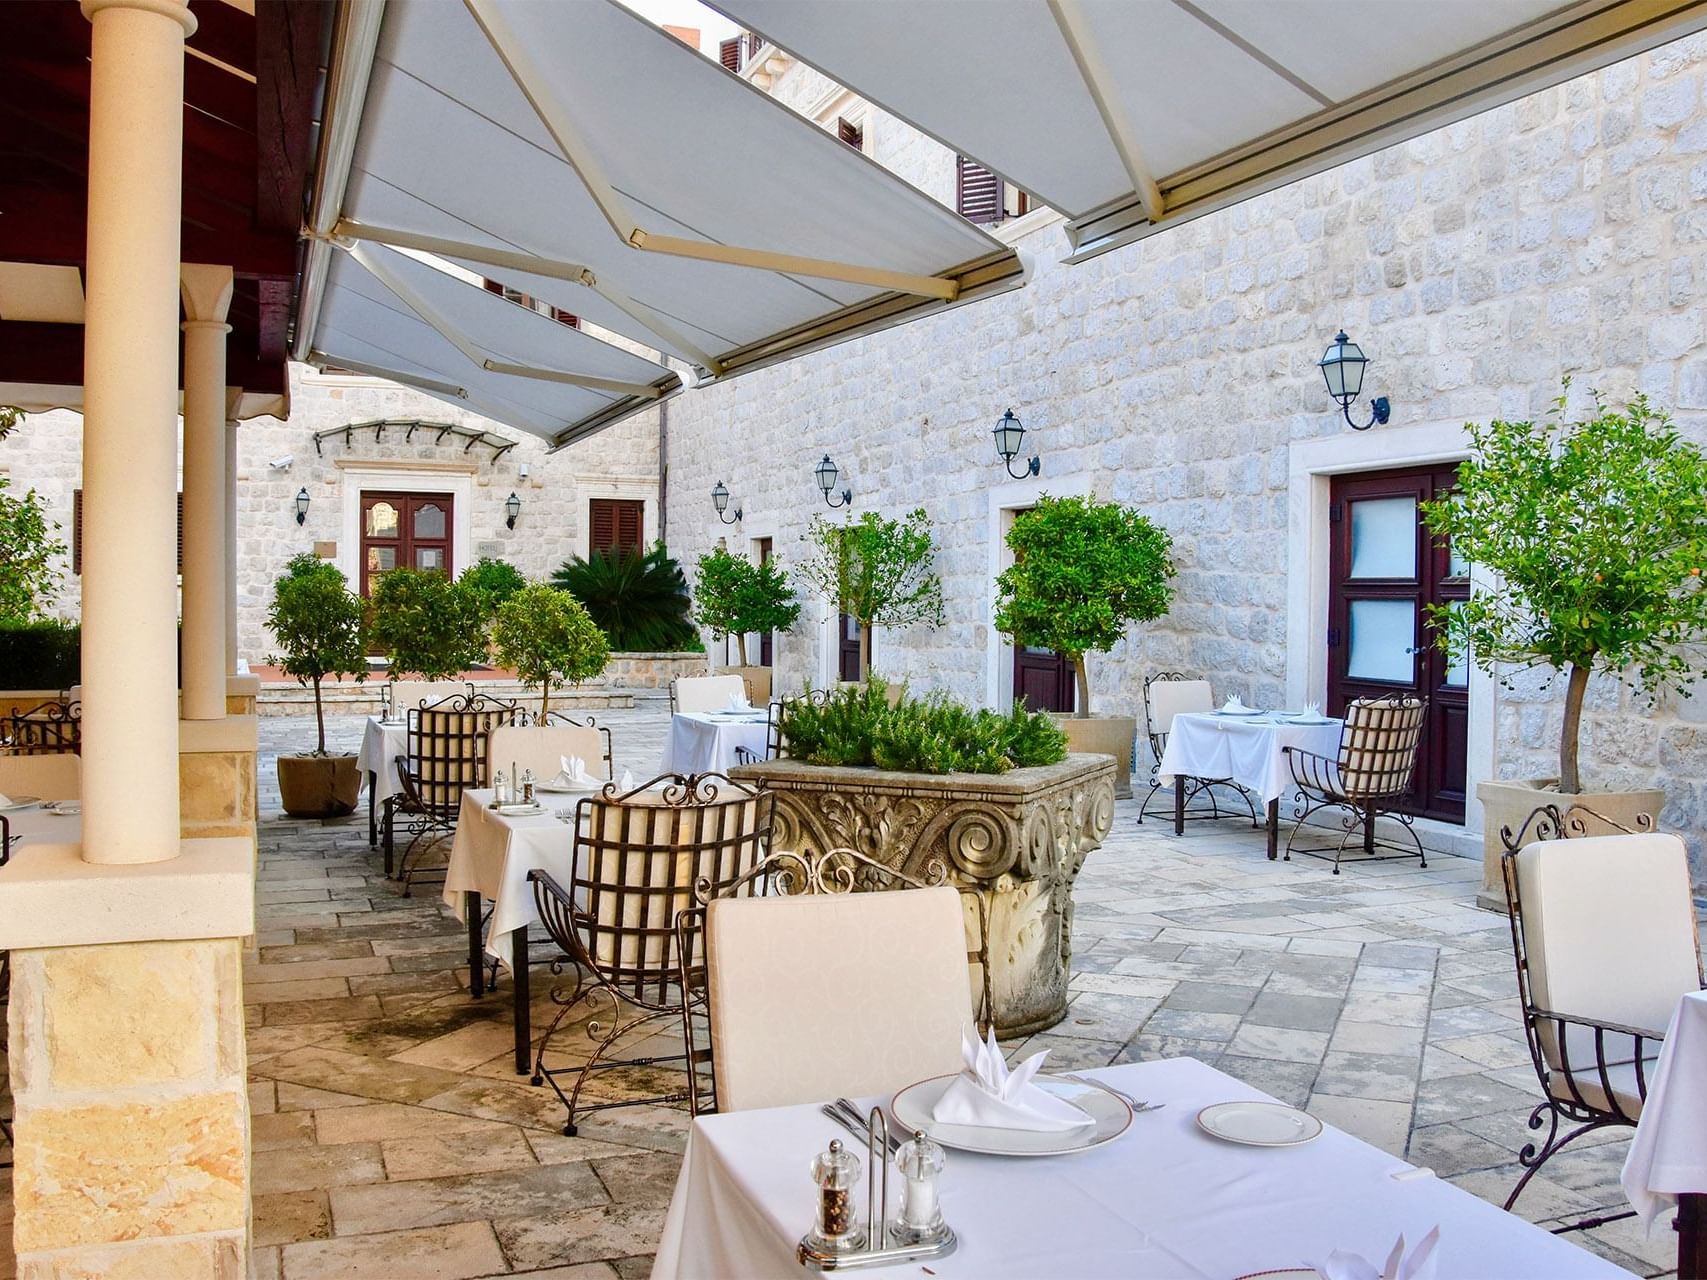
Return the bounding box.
[1055,992,1160,1042]
[1330,1020,1426,1058]
[1348,964,1436,995]
[590,1152,686,1208]
[1312,1051,1419,1103]
[1406,1123,1529,1177]
[280,1219,507,1280]
[1211,1055,1318,1108]
[247,957,393,983]
[495,1205,671,1272]
[263,995,386,1025]
[254,1142,387,1196]
[1308,1093,1412,1156]
[275,1083,373,1112]
[1430,1031,1533,1070]
[1158,980,1260,1014]
[1138,1007,1242,1041]
[263,1046,472,1106]
[1412,1073,1539,1126]
[1244,991,1344,1032]
[254,1190,333,1247]
[251,1244,283,1280]
[1337,991,1431,1027]
[510,1266,621,1280]
[330,1162,609,1237]
[390,1020,520,1072]
[253,1110,318,1151]
[314,1102,515,1146]
[1225,1023,1331,1065]
[381,1128,539,1180]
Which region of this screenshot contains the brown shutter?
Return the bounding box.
[719,36,741,71]
[837,117,863,150]
[616,499,643,552]
[744,32,763,61]
[551,308,581,329]
[483,278,504,295]
[956,155,1002,224]
[73,489,183,574]
[589,499,617,553]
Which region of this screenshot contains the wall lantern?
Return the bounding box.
[992,408,1040,479]
[1318,329,1391,431]
[294,487,310,525]
[504,491,522,530]
[814,454,851,508]
[711,480,742,525]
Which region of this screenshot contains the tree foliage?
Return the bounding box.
[367,566,487,681]
[267,554,368,755]
[1421,391,1707,793]
[0,476,67,626]
[993,495,1175,716]
[491,583,610,716]
[458,557,527,614]
[797,509,944,679]
[692,546,802,665]
[552,543,698,652]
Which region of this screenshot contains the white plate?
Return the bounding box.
[46,802,81,816]
[1213,707,1265,717]
[0,795,41,813]
[490,803,547,816]
[535,780,603,794]
[1284,713,1333,725]
[889,1073,1132,1157]
[1195,1101,1323,1147]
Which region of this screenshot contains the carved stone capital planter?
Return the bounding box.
[729,753,1116,1036]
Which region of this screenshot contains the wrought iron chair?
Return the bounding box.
[1498,803,1700,1229]
[384,690,519,892]
[733,687,830,766]
[1,814,12,1163]
[675,845,994,1116]
[2,699,80,756]
[526,772,773,1135]
[1136,672,1257,828]
[1280,693,1427,873]
[669,673,750,714]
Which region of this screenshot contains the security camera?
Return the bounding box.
[268,455,294,471]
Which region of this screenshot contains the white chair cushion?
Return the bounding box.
[487,724,607,783]
[1547,1053,1660,1118]
[675,675,750,714]
[1147,679,1212,735]
[1517,832,1700,1076]
[707,886,972,1113]
[0,753,80,802]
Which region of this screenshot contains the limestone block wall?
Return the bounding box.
[672,36,1707,862]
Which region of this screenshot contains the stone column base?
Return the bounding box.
[180,715,259,837]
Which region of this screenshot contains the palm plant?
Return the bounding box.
[552,543,697,653]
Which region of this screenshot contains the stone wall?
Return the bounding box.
[675,36,1707,864]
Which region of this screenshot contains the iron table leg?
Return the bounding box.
[1173,776,1185,835]
[1680,1194,1707,1280]
[465,891,484,998]
[1267,799,1279,861]
[513,922,531,1077]
[367,770,378,848]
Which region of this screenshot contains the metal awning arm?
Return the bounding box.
[1047,0,1164,225]
[307,350,468,400]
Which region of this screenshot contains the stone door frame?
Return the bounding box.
[335,461,474,596]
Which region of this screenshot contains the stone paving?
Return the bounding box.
[0,706,1684,1279]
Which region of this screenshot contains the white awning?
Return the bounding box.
[296,0,1026,447]
[715,0,1707,262]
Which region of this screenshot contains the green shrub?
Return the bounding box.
[368,567,486,680]
[459,557,527,614]
[778,679,1067,775]
[0,620,79,690]
[0,476,67,625]
[491,583,610,716]
[553,543,697,652]
[267,554,367,756]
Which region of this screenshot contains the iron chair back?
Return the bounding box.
[526,773,773,1135]
[401,692,519,818]
[485,721,612,788]
[1498,802,1702,1221]
[1280,693,1427,872]
[1136,672,1256,828]
[3,700,80,755]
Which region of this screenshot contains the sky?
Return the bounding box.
[617,0,742,53]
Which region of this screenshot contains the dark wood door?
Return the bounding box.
[360,492,454,598]
[837,613,862,682]
[756,538,774,667]
[1013,645,1075,712]
[1327,465,1469,823]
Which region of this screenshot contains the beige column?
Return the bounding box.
[225,412,239,673]
[78,0,195,864]
[179,264,233,721]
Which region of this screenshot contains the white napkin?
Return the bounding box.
[1302,701,1322,717]
[1221,694,1248,713]
[930,1027,1092,1132]
[724,691,752,712]
[619,769,635,792]
[553,755,601,788]
[1315,1228,1440,1280]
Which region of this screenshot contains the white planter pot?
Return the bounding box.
[1476,777,1666,911]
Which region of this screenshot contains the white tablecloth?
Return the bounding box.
[1159,711,1345,805]
[1,804,82,856]
[659,711,769,777]
[652,1057,1627,1280]
[1623,989,1707,1229]
[443,788,581,968]
[355,716,408,806]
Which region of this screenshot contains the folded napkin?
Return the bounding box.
[1302,701,1322,717]
[553,755,602,788]
[618,769,635,792]
[724,692,752,712]
[1221,695,1248,713]
[1315,1228,1440,1280]
[930,1027,1092,1132]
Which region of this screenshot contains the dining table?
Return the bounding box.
[1,800,82,860]
[1623,988,1707,1277]
[659,709,770,777]
[652,1056,1633,1279]
[442,786,590,1076]
[1158,709,1345,858]
[355,714,408,848]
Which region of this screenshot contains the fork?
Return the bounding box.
[821,1104,901,1157]
[1064,1073,1165,1113]
[833,1097,903,1155]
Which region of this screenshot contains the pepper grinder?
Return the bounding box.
[807,1138,865,1253]
[521,768,536,805]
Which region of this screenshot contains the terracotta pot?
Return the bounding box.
[721,665,773,705]
[1475,777,1666,911]
[278,753,361,819]
[1050,713,1136,799]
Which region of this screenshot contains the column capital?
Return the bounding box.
[180,263,234,324]
[80,0,197,37]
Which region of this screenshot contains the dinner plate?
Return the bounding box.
[1213,707,1265,717]
[0,795,41,813]
[1284,713,1333,725]
[1195,1101,1323,1147]
[888,1073,1132,1157]
[535,780,603,794]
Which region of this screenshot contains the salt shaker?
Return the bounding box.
[493,768,510,806]
[893,1130,946,1242]
[520,768,535,805]
[807,1138,865,1253]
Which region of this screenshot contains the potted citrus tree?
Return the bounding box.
[1421,391,1707,906]
[491,583,611,717]
[368,565,487,680]
[693,545,801,704]
[268,554,368,817]
[798,509,944,688]
[994,495,1175,799]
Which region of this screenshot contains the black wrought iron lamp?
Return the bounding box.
[1318,330,1391,430]
[711,480,742,524]
[294,487,310,525]
[814,454,851,508]
[992,408,1040,478]
[505,491,522,530]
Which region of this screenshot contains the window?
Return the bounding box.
[955,156,1030,225]
[719,32,764,72]
[73,489,183,574]
[837,117,864,151]
[484,279,579,328]
[589,498,644,555]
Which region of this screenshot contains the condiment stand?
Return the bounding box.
[798,1106,957,1271]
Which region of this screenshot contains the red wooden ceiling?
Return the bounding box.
[0,0,329,398]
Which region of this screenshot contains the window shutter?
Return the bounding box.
[956,155,1002,224]
[744,32,763,62]
[719,36,741,71]
[837,117,863,150]
[589,500,616,553]
[551,308,581,329]
[616,500,643,552]
[482,278,504,295]
[73,489,182,574]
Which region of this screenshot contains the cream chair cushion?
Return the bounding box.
[0,753,81,802]
[390,680,478,715]
[707,886,972,1113]
[674,675,750,714]
[1517,832,1699,1084]
[487,724,607,783]
[1147,679,1212,736]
